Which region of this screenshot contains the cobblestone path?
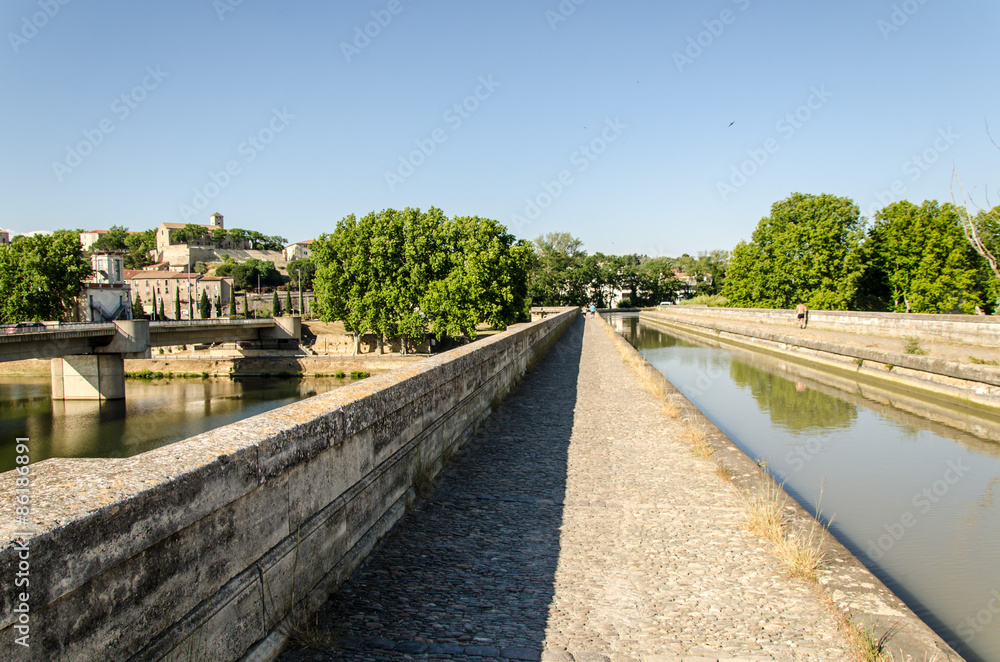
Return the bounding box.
[281,317,855,662]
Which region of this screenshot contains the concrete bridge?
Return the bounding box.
[0,317,300,399]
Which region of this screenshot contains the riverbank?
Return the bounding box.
[0,355,426,378]
[644,307,1000,410]
[596,314,964,661]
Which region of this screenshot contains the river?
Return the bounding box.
[612,313,1000,662]
[0,375,358,474]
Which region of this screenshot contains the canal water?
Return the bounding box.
[612,314,1000,662]
[0,375,357,474]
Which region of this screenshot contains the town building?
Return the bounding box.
[126,270,233,320]
[284,240,314,262]
[75,252,133,322]
[0,231,9,246]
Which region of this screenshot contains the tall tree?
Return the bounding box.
[864,200,983,313]
[421,214,529,340]
[723,193,865,309]
[284,288,292,315]
[174,287,181,320]
[0,231,92,323]
[199,290,211,319]
[272,290,281,317]
[132,293,149,320]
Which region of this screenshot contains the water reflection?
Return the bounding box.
[0,376,352,473]
[612,314,1000,662]
[728,360,857,434]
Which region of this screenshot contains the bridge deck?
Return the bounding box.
[282,317,853,662]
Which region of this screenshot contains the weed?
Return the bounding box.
[970,356,999,366]
[902,336,925,355]
[279,612,342,650]
[335,370,345,379]
[854,357,864,368]
[842,616,904,662]
[350,370,370,380]
[124,369,164,380]
[682,421,714,458]
[742,479,788,542]
[715,465,734,482]
[660,398,681,419]
[885,363,894,371]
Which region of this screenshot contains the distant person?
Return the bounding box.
[976,305,986,315]
[796,302,808,329]
[589,304,596,317]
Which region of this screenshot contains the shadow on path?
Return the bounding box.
[281,317,586,661]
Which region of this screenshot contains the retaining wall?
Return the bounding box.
[658,305,1000,345]
[0,308,578,661]
[645,308,1000,409]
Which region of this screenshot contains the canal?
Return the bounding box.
[612,313,1000,662]
[0,375,361,474]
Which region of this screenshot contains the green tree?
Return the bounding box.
[286,257,316,290]
[272,290,281,317]
[864,200,983,313]
[527,232,588,306]
[123,229,156,269]
[199,290,211,319]
[214,295,222,317]
[723,193,865,309]
[131,293,149,320]
[284,288,292,315]
[230,287,238,316]
[90,225,129,252]
[174,287,181,320]
[158,297,165,320]
[0,231,92,323]
[421,214,529,340]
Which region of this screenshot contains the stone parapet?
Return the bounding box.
[0,308,578,661]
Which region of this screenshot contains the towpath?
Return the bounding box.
[281,316,854,662]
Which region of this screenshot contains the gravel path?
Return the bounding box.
[280,316,855,662]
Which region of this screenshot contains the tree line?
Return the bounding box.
[526,232,726,308]
[723,193,1000,314]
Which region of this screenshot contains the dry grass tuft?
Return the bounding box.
[715,465,734,482]
[773,519,827,580]
[839,616,909,662]
[743,479,789,542]
[682,421,714,458]
[279,612,343,650]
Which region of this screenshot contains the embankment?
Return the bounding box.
[0,308,578,661]
[644,307,1000,410]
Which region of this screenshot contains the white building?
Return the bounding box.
[76,253,133,322]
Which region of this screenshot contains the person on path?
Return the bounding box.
[796,302,808,329]
[589,304,596,317]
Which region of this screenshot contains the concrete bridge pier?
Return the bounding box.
[51,354,127,400]
[50,320,151,400]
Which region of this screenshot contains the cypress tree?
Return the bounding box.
[199,290,211,319]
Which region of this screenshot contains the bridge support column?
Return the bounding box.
[51,354,126,400]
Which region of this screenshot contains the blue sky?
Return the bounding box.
[1,0,998,257]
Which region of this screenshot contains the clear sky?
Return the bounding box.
[2,0,998,257]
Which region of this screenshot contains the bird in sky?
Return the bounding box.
[728,121,735,127]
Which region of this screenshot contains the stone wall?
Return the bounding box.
[0,308,579,661]
[656,305,1000,345]
[643,309,1000,409]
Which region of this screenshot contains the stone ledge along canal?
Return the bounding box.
[610,313,1000,662]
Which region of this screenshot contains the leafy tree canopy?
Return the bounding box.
[723,193,864,310]
[0,230,92,323]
